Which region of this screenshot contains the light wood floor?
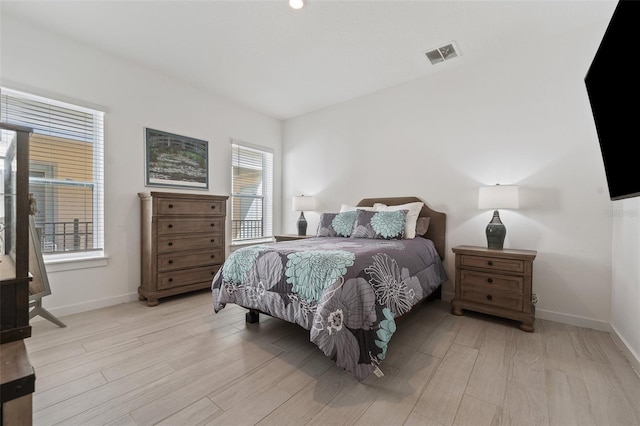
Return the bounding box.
[25,290,640,426]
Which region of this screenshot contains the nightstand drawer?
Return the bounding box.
[460,254,524,273]
[461,286,523,311]
[460,270,523,293]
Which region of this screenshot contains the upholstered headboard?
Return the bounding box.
[356,196,446,260]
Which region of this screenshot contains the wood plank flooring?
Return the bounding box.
[24,290,640,426]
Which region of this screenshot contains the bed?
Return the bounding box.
[211,197,448,380]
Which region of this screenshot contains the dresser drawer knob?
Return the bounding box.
[211,254,215,259]
[211,239,215,243]
[168,204,173,208]
[168,260,173,264]
[168,224,173,228]
[211,223,215,227]
[486,294,493,301]
[487,278,493,283]
[168,278,173,283]
[168,242,173,246]
[487,261,493,266]
[211,205,216,209]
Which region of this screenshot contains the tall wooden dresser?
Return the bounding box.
[138,192,228,306]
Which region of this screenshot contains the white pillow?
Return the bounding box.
[340,204,376,212]
[373,201,424,239]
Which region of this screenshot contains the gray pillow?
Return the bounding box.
[415,217,431,236]
[350,210,407,239]
[316,211,358,237]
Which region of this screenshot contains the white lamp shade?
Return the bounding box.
[478,185,519,209]
[292,195,315,211]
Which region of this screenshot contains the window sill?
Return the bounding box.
[44,252,109,272]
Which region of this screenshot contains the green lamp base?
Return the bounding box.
[486,210,506,249]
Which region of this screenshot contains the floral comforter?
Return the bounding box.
[211,236,447,380]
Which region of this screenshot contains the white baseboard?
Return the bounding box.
[31,292,139,321]
[609,324,640,379]
[534,308,610,331]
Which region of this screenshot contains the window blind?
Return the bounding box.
[231,142,273,241]
[0,88,104,256]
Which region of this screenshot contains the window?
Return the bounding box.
[231,142,273,242]
[0,87,104,258]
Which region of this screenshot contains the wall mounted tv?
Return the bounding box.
[585,0,640,201]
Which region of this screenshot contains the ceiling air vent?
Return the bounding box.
[425,42,459,65]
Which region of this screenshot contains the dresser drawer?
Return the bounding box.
[460,270,523,293]
[157,198,224,216]
[157,265,221,290]
[157,249,224,272]
[157,218,223,235]
[461,286,523,311]
[460,254,524,273]
[157,234,223,253]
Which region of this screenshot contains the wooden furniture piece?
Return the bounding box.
[138,191,228,306]
[274,234,316,242]
[451,245,537,332]
[1,123,35,425]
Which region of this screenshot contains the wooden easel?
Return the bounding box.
[28,197,66,328]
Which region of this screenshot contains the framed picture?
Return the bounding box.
[145,127,209,190]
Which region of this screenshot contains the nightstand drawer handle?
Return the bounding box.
[487,261,493,266]
[486,294,493,301]
[487,278,493,283]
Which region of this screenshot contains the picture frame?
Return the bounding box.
[144,127,209,190]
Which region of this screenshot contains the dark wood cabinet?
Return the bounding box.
[138,192,228,306]
[1,123,35,425]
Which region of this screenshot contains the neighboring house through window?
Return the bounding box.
[231,141,273,243]
[0,87,104,258]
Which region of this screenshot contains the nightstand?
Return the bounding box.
[274,234,316,242]
[451,245,537,332]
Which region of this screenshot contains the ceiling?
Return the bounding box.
[1,0,617,120]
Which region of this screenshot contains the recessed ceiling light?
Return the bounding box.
[289,0,304,10]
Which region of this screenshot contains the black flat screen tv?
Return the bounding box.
[585,0,640,201]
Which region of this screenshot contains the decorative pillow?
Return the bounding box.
[415,217,431,237]
[339,204,376,213]
[316,211,358,237]
[373,201,424,239]
[350,209,407,239]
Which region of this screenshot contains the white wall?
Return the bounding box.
[610,198,640,372]
[1,15,282,316]
[283,22,615,331]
